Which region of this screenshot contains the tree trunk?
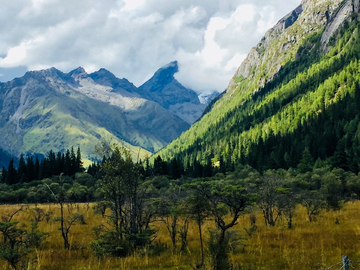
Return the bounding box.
[213,229,226,270]
[171,216,177,253]
[197,219,204,268]
[288,214,293,229]
[60,202,67,249]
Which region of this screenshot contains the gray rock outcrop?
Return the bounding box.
[321,0,360,53]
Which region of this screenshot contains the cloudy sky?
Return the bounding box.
[0,0,300,93]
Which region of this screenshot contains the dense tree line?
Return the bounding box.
[1,147,84,185]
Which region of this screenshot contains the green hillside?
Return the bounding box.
[155,1,360,173]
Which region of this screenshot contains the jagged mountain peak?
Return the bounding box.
[137,61,206,123]
[88,68,137,93]
[138,60,196,99]
[70,66,86,74]
[92,68,115,77]
[68,66,88,80]
[143,61,179,91]
[158,60,178,73]
[22,67,76,87]
[25,67,63,78]
[89,68,117,84]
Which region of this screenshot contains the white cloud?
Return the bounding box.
[0,0,300,89]
[121,0,146,11]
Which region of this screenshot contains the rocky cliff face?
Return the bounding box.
[321,0,360,53]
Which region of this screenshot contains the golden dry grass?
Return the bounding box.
[1,201,360,269]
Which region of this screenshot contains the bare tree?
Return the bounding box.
[301,190,326,222]
[184,187,211,268]
[257,172,282,227]
[155,184,186,253]
[46,174,85,249]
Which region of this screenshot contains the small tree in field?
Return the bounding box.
[192,179,255,270]
[0,207,30,270]
[277,187,299,229]
[155,184,186,253]
[184,186,211,268]
[301,190,326,222]
[257,172,282,227]
[92,143,156,257]
[46,174,85,250]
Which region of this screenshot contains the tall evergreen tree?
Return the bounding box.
[64,149,71,176]
[26,156,34,182]
[6,159,17,185]
[76,147,84,173]
[17,155,27,183]
[35,156,40,180]
[298,148,314,173]
[331,140,349,170]
[70,147,77,175]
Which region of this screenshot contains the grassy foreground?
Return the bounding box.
[1,201,360,270]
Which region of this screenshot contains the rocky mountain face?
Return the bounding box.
[0,67,191,165]
[137,61,207,124]
[228,0,346,93]
[155,0,360,169]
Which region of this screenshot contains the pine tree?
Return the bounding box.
[297,148,314,173]
[26,156,34,182]
[17,155,27,183]
[331,140,349,170]
[64,149,71,176]
[70,147,77,175]
[76,147,84,173]
[6,159,17,185]
[35,156,40,180]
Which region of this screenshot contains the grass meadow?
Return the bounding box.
[1,201,360,269]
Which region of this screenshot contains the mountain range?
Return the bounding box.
[0,61,218,166]
[3,0,357,174]
[156,0,360,173]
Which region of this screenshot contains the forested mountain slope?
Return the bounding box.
[155,0,360,173]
